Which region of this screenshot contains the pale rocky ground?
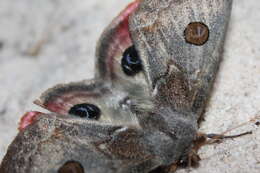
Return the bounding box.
[0,0,259,172]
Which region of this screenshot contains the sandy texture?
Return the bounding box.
[0,0,259,172]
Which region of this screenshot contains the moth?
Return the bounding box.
[0,0,233,172]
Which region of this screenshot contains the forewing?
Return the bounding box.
[0,114,158,173]
[129,0,233,116]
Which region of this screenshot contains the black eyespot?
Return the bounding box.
[121,45,142,76]
[58,161,84,173]
[68,103,101,120]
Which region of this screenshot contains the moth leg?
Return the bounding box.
[162,163,178,173]
[150,133,204,173]
[159,152,200,173]
[176,131,251,170]
[178,133,205,168]
[156,134,205,172]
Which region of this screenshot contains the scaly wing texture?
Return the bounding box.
[130,0,232,118]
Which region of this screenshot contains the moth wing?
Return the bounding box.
[95,0,148,90]
[35,0,153,126]
[35,80,142,126]
[0,114,158,173]
[130,0,232,116]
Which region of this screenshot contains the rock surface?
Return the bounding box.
[0,0,259,172]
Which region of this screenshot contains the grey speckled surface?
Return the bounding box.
[0,0,259,172]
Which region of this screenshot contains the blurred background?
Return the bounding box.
[0,0,259,172]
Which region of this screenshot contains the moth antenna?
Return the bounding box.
[203,113,260,145]
[206,131,252,140]
[205,113,259,142]
[192,113,260,162]
[219,113,260,135]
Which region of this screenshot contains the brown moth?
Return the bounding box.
[0,0,233,172]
